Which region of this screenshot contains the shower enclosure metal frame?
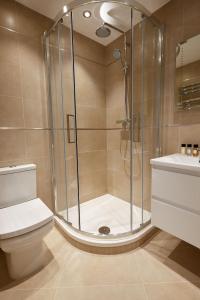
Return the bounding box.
[44,0,164,239]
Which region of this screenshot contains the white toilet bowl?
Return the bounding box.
[0,165,54,280]
[0,198,53,280]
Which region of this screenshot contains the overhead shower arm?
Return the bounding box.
[103,22,125,34]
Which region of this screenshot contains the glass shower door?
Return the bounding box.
[131,16,163,229]
[46,14,80,229]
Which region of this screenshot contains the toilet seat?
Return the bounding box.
[0,198,53,239]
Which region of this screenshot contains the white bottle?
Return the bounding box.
[186,144,192,156]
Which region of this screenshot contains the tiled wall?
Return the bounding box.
[0,0,53,209]
[74,34,107,204]
[154,0,200,154]
[105,36,131,203]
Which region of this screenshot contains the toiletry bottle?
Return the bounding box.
[192,144,199,157]
[180,144,186,155]
[186,144,192,156]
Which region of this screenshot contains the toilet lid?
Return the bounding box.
[0,198,54,239]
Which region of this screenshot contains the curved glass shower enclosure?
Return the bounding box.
[45,0,163,241]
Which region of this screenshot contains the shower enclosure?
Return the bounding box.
[44,0,163,245]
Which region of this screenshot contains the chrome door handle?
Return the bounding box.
[66,114,75,143]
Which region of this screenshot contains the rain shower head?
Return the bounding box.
[96,25,111,38]
[96,22,125,39]
[113,48,121,60]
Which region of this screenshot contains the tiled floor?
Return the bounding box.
[0,227,199,299]
[62,194,151,234]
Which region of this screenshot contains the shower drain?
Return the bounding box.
[98,226,110,235]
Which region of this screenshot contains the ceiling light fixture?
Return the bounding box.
[83,10,91,18]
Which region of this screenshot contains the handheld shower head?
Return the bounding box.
[113,48,121,60]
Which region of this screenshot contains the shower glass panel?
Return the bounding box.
[141,18,162,218]
[45,1,163,238]
[132,17,162,227]
[46,15,80,229]
[71,3,134,234]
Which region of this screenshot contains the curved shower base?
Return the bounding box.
[54,194,155,253]
[54,216,155,253]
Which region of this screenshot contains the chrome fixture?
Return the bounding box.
[113,48,121,60]
[96,24,111,37]
[96,21,124,39]
[98,226,111,235]
[83,10,91,18]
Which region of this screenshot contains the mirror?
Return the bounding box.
[175,34,200,110]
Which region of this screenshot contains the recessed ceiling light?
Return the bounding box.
[83,10,91,18]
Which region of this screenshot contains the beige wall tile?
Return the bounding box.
[76,106,106,129]
[0,0,18,31]
[162,126,180,155]
[0,60,21,97]
[182,0,200,33]
[9,155,53,210]
[23,97,48,128]
[75,57,106,108]
[15,2,52,39]
[179,124,200,145]
[105,78,124,109]
[0,130,26,161]
[0,96,24,127]
[78,150,106,176]
[106,107,124,128]
[107,169,130,202]
[106,130,121,151]
[0,27,20,64]
[25,130,50,159]
[79,170,107,203]
[107,149,124,172]
[77,130,106,153]
[19,36,46,102]
[74,32,105,65]
[0,1,54,212]
[175,109,200,126]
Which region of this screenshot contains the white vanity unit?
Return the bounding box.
[151,154,200,249]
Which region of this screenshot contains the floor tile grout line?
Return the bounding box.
[13,279,198,291]
[142,283,150,300]
[4,278,200,291]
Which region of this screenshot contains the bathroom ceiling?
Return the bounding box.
[16,0,170,45]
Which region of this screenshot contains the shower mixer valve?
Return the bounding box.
[116,119,131,141]
[116,118,130,128]
[116,115,140,142]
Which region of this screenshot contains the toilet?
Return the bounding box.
[0,164,54,280]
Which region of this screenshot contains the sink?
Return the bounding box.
[151,153,200,176]
[151,154,200,249]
